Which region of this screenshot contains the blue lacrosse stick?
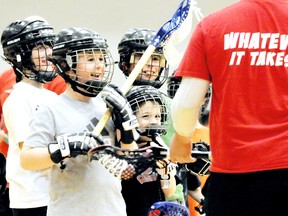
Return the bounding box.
[149,201,190,216]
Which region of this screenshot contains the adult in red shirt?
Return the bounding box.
[169,0,288,215]
[0,67,65,157]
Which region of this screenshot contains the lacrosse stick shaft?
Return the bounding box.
[92,46,156,136]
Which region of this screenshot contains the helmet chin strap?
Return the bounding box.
[68,79,107,97]
[34,70,57,83]
[137,126,167,138]
[15,65,57,84]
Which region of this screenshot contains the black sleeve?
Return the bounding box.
[187,172,201,191]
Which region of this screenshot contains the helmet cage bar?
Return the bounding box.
[129,93,170,136]
[64,48,114,97]
[167,81,180,99]
[129,52,169,88]
[167,76,182,99]
[16,41,56,83]
[129,52,166,68]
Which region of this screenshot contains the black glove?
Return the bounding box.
[195,199,206,215]
[48,132,103,164]
[186,141,211,175]
[101,84,139,144]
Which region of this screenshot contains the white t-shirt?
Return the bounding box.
[24,93,127,216]
[4,81,57,208]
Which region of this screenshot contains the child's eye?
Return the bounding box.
[141,114,149,119]
[98,57,104,62]
[152,56,160,61]
[87,57,95,61]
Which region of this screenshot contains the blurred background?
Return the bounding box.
[0,0,237,91]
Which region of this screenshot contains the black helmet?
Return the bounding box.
[126,85,169,137]
[118,28,169,89]
[52,27,114,97]
[1,16,56,83]
[167,75,182,99]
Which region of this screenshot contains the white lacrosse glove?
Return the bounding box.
[156,158,177,189]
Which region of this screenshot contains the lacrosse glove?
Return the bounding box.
[156,158,177,189]
[187,141,211,175]
[101,84,139,144]
[48,132,103,164]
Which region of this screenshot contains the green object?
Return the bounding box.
[165,184,186,204]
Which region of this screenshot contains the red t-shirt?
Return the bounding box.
[0,68,66,156]
[0,68,15,156]
[176,0,288,173]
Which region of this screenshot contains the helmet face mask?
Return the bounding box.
[28,43,56,83]
[126,86,169,137]
[118,28,169,88]
[1,16,56,83]
[52,28,114,97]
[167,76,182,99]
[65,48,114,97]
[128,52,168,88]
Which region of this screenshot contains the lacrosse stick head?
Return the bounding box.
[1,16,57,83]
[126,85,170,137]
[51,27,114,97]
[88,145,168,177]
[118,28,169,88]
[149,201,189,216]
[151,0,193,47]
[161,0,203,66]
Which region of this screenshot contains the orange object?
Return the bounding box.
[189,125,210,216]
[0,68,15,157]
[44,74,66,95]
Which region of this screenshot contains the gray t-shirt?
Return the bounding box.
[25,93,127,216]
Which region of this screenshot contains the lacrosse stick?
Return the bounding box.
[88,145,168,179]
[92,0,194,137]
[149,201,190,216]
[163,0,203,66]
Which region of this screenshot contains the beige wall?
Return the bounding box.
[0,0,237,89]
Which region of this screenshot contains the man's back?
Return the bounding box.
[177,0,288,173]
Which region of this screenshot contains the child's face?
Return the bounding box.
[136,100,162,131]
[31,44,54,72]
[129,53,164,81]
[75,50,106,82]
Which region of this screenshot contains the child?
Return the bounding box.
[121,85,177,216]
